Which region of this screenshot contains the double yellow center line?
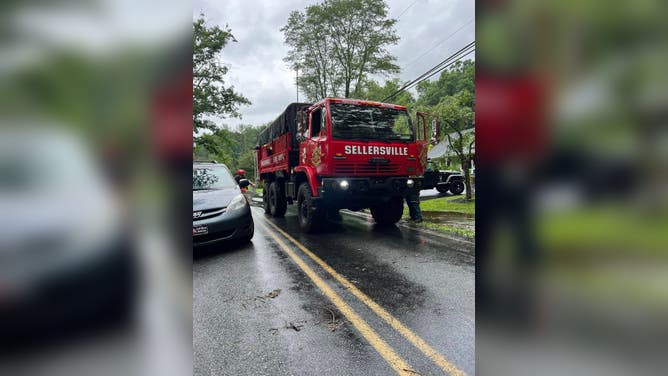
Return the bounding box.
[256,216,466,376]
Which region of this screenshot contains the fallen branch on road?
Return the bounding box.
[323,307,343,332]
[286,321,305,332]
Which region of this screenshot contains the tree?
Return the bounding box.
[193,122,265,180]
[435,91,475,201]
[193,125,235,165]
[193,15,250,135]
[282,0,400,101]
[283,8,341,101]
[358,78,415,107]
[416,60,475,107]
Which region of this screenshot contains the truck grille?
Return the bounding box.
[333,162,401,175]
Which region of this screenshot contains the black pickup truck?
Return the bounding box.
[421,169,465,195]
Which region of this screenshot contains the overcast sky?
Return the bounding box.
[193,0,474,130]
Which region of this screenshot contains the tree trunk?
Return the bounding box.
[462,158,472,201]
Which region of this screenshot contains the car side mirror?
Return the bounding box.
[239,179,250,188]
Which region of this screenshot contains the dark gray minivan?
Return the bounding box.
[193,162,254,246]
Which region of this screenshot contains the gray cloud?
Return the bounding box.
[194,0,474,129]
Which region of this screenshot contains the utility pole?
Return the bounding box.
[296,68,299,102]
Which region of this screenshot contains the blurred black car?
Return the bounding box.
[0,128,137,344]
[193,162,254,247]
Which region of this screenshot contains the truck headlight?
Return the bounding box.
[406,179,415,188]
[227,194,248,212]
[339,180,349,190]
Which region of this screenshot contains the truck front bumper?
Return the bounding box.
[318,177,412,210]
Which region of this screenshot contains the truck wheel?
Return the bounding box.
[263,187,271,214]
[269,181,287,217]
[297,183,322,232]
[436,185,450,194]
[370,196,403,226]
[449,181,465,195]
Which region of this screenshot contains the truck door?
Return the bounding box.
[304,106,327,170]
[415,112,429,172]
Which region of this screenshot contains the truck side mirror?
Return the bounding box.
[239,179,250,188]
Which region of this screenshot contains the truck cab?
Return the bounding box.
[258,98,428,232]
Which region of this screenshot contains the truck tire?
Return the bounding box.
[297,183,322,232]
[370,196,403,226]
[449,181,465,195]
[263,187,271,214]
[268,181,287,217]
[436,184,450,194]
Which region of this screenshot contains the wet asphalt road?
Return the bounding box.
[193,205,474,376]
[420,188,443,200]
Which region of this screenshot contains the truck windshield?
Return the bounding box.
[329,103,414,142]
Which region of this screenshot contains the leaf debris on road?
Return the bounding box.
[266,289,282,298]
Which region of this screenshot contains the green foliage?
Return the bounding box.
[193,15,250,135]
[0,49,153,150]
[193,126,234,165]
[416,60,474,107]
[420,196,475,215]
[435,91,474,134]
[357,78,415,107]
[540,206,668,256]
[434,90,475,200]
[193,123,264,180]
[282,0,400,101]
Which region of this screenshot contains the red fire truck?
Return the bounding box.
[256,98,428,232]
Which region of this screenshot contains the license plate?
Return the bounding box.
[193,225,208,236]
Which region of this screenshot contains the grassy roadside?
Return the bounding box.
[540,206,668,259]
[537,206,668,315]
[419,196,475,215]
[403,196,475,238]
[421,222,475,238]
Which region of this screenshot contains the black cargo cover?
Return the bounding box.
[257,102,312,148]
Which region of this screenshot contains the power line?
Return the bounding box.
[402,18,474,70]
[415,48,474,84]
[385,41,474,100]
[395,0,419,19]
[383,41,475,102]
[405,41,475,87]
[399,45,474,96]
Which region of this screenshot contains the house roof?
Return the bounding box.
[427,128,474,159]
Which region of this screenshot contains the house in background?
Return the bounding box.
[427,128,475,173]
